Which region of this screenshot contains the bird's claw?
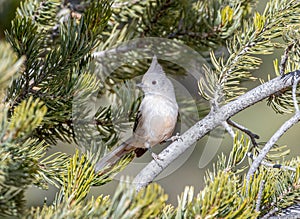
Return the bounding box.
[151,152,163,161]
[166,133,182,142]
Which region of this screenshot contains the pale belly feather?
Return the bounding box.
[134,95,178,147]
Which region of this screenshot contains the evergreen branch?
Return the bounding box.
[6,0,111,102]
[37,151,69,189]
[133,70,300,191]
[5,0,113,146]
[167,145,300,218]
[167,2,245,42]
[193,170,258,218]
[199,0,300,102]
[267,58,300,114]
[93,153,135,186]
[107,0,252,52]
[0,187,24,217]
[161,148,263,218]
[27,176,167,218]
[0,96,51,189]
[250,141,290,165]
[61,151,94,206]
[102,178,168,219]
[226,132,250,168]
[8,96,47,139]
[71,79,141,156]
[141,0,249,51]
[142,0,178,36]
[173,186,194,218]
[267,26,300,114]
[259,157,300,216]
[5,17,43,94]
[16,0,60,27]
[3,0,300,217]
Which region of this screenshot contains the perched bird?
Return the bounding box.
[95,56,179,172]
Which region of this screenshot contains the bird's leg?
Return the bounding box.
[145,142,163,164]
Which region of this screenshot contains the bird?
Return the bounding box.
[95,56,179,173]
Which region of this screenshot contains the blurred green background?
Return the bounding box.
[1,0,299,207]
[0,0,19,39]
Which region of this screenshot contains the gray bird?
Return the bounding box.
[95,56,179,172]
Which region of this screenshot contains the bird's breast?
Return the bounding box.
[134,95,178,146]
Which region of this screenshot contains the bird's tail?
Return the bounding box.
[95,140,135,173]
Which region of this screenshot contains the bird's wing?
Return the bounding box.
[133,109,142,133]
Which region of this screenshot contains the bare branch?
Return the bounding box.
[227,119,259,147]
[133,71,300,191]
[246,111,300,185]
[292,77,300,112]
[280,43,295,76]
[222,121,235,138]
[256,180,265,212]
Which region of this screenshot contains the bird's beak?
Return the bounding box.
[136,83,145,88]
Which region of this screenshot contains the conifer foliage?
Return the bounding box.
[1,0,300,218]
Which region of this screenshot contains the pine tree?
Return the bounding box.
[1,0,300,218]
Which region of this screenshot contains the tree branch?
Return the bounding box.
[246,74,300,185]
[133,70,300,191]
[246,111,300,183]
[255,180,265,212]
[280,43,295,76]
[227,119,259,147]
[292,76,300,112]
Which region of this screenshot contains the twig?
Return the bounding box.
[292,76,300,112]
[256,180,265,212]
[227,119,259,147]
[133,71,300,191]
[247,153,296,171]
[280,43,295,76]
[222,121,235,138]
[246,111,300,186]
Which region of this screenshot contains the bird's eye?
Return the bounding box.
[152,80,157,85]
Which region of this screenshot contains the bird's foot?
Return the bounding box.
[166,133,182,142]
[151,152,163,161]
[145,142,163,168]
[151,152,163,169]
